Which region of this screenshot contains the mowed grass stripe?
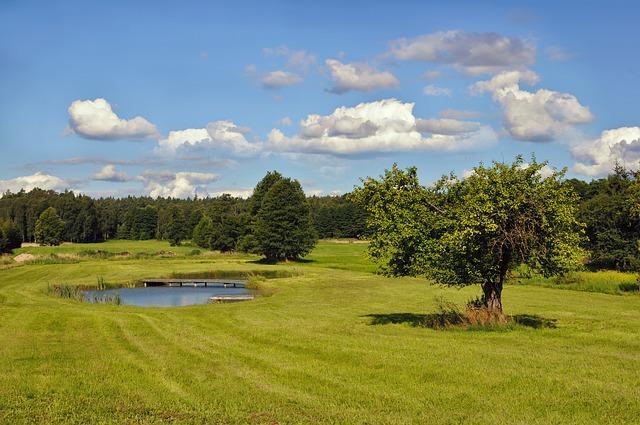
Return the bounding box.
[0,240,639,423]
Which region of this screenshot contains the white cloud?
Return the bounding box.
[92,165,130,182]
[0,172,69,194]
[208,188,254,198]
[278,116,293,126]
[140,171,220,199]
[265,99,497,156]
[156,121,260,157]
[470,70,593,141]
[67,98,159,140]
[325,59,399,94]
[416,118,480,135]
[261,70,304,89]
[423,84,451,97]
[439,109,482,120]
[389,30,535,75]
[572,127,640,176]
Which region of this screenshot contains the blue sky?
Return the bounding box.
[1,0,639,198]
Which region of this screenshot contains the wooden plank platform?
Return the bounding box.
[209,295,254,303]
[142,279,246,288]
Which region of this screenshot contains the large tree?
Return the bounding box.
[34,207,65,246]
[254,178,317,261]
[0,220,22,253]
[166,206,186,246]
[351,157,584,314]
[192,215,215,249]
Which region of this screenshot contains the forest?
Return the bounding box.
[1,165,639,272]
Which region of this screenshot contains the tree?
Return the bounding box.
[351,157,584,315]
[211,213,241,252]
[192,215,215,249]
[254,178,317,261]
[34,207,65,246]
[166,206,186,246]
[0,220,22,253]
[248,171,283,216]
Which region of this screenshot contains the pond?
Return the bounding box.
[83,285,251,307]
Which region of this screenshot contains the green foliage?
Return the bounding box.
[34,207,65,246]
[352,157,585,313]
[0,220,22,253]
[308,195,368,239]
[192,215,215,249]
[254,178,318,261]
[248,171,283,216]
[166,206,186,246]
[570,165,640,271]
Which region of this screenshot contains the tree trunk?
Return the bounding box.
[482,281,503,315]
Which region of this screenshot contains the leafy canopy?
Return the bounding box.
[351,156,585,312]
[35,207,65,246]
[254,177,317,261]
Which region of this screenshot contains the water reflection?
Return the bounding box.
[83,286,250,307]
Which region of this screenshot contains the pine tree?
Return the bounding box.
[166,206,186,246]
[192,215,215,249]
[254,178,317,261]
[34,207,65,246]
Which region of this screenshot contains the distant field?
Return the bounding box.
[0,240,639,424]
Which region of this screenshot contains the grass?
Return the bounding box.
[516,269,639,295]
[0,240,639,424]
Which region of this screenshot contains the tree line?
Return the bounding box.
[1,163,639,275]
[0,172,366,257]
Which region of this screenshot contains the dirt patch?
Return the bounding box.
[14,253,36,263]
[20,243,39,248]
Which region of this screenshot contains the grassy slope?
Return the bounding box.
[0,241,639,424]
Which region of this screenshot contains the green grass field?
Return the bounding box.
[1,240,639,424]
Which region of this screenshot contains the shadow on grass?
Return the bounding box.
[248,258,315,265]
[619,282,639,293]
[364,312,557,330]
[511,314,557,329]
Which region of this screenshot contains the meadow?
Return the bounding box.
[0,240,638,424]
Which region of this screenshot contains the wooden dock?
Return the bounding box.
[142,278,246,288]
[209,295,254,303]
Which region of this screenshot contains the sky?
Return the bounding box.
[1,0,640,198]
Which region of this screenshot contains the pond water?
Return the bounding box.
[83,286,251,307]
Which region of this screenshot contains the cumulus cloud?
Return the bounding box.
[470,70,593,141]
[389,30,535,75]
[0,172,69,194]
[156,121,260,157]
[423,84,451,97]
[67,98,159,140]
[265,98,497,156]
[140,171,220,198]
[208,188,254,198]
[325,59,399,94]
[416,118,480,135]
[92,165,130,182]
[261,70,304,89]
[572,127,640,176]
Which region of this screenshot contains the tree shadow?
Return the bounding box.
[364,312,557,330]
[364,312,465,329]
[248,258,316,265]
[511,314,557,329]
